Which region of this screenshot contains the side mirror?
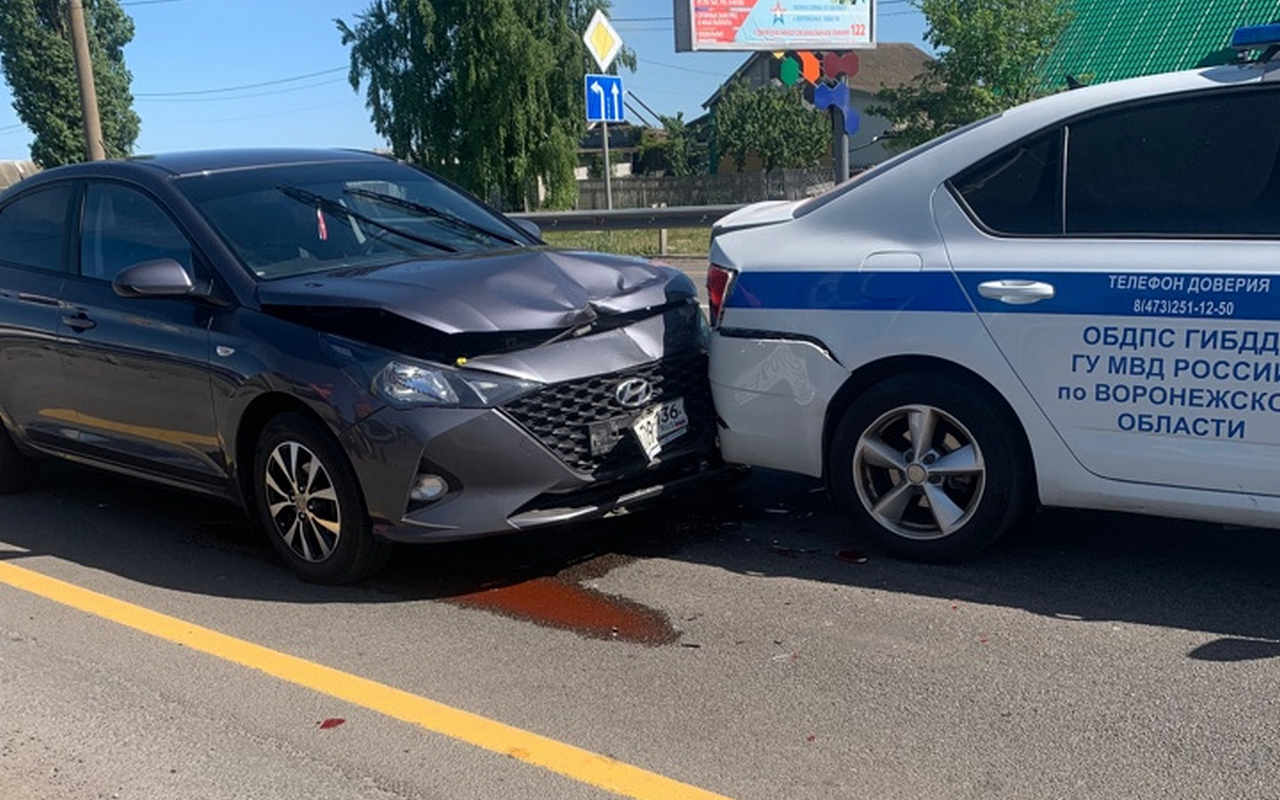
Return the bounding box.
[112,258,195,299]
[512,217,542,241]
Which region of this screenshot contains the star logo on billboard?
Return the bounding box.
[772,2,786,25]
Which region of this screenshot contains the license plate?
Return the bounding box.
[631,397,688,461]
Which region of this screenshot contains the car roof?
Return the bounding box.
[127,148,390,176]
[996,62,1273,131]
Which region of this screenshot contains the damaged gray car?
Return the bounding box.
[0,149,718,583]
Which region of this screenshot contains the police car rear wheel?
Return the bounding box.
[829,373,1030,561]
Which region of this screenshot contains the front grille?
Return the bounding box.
[502,351,714,478]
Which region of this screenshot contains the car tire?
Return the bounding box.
[0,422,32,494]
[827,372,1032,561]
[252,412,390,584]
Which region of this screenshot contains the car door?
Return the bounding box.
[936,85,1280,496]
[56,180,224,485]
[0,182,74,445]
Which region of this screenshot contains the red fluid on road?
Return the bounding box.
[451,577,677,645]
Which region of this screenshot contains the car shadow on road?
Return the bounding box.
[671,469,1280,660]
[2,461,1279,659]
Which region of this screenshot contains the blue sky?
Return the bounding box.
[0,0,928,161]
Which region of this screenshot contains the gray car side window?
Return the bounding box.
[80,183,194,282]
[0,184,74,272]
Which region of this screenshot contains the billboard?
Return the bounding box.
[674,0,876,52]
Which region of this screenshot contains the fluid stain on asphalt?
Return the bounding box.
[449,576,678,645]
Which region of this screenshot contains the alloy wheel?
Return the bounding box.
[852,404,986,541]
[264,441,342,562]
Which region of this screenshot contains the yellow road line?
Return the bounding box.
[0,560,732,800]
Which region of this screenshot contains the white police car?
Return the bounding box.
[707,24,1280,560]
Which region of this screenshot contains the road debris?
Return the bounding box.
[835,549,869,564]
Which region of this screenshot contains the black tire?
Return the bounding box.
[252,412,389,583]
[0,422,32,494]
[826,371,1032,561]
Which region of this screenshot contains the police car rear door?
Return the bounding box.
[934,83,1280,495]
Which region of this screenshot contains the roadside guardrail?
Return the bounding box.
[508,203,744,232]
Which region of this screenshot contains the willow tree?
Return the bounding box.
[0,0,141,166]
[337,0,632,209]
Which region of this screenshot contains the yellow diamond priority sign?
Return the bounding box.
[583,9,622,72]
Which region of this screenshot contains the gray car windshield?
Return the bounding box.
[176,160,530,280]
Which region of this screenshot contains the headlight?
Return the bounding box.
[373,360,539,408]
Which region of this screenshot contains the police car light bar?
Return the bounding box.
[1230,23,1280,51]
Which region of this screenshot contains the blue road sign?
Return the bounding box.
[585,74,625,123]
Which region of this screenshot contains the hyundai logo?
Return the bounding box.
[614,377,653,409]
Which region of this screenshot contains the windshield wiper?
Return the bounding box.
[277,185,457,253]
[343,188,523,247]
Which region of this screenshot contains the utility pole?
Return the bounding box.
[67,0,105,161]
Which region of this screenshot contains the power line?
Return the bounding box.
[134,66,346,97]
[637,58,728,77]
[192,101,335,125]
[0,122,24,133]
[135,76,347,103]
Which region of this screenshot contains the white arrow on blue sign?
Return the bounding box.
[584,74,625,123]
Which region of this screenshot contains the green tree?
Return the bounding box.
[336,0,633,210]
[636,112,707,177]
[714,81,828,173]
[871,0,1072,148]
[0,0,140,166]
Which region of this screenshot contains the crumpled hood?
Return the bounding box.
[256,247,696,334]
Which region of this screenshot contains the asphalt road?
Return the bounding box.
[3,457,1280,800]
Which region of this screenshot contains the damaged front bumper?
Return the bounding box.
[339,351,720,543]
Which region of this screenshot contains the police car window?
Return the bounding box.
[1066,88,1280,236]
[951,129,1063,235]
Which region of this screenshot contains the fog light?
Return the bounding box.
[410,474,448,503]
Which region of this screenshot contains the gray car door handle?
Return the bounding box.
[62,312,96,331]
[977,279,1055,305]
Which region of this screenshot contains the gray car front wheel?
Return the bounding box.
[252,412,389,583]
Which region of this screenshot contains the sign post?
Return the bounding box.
[585,74,625,209]
[583,10,624,210]
[831,105,850,183]
[601,121,612,210]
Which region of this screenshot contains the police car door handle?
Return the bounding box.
[977,280,1055,305]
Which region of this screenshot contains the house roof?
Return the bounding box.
[702,43,933,108]
[1037,0,1280,90]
